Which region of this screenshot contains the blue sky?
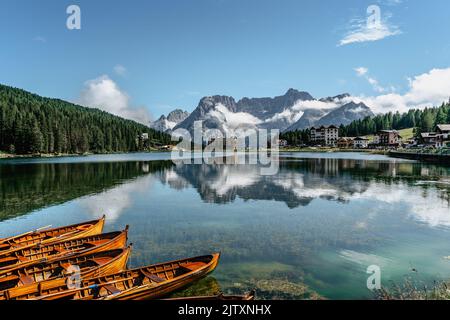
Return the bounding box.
[1,0,450,122]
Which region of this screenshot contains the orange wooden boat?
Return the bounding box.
[164,290,256,301]
[13,253,219,300]
[0,227,128,271]
[0,216,106,255]
[0,246,131,292]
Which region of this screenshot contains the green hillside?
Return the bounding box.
[398,128,415,140]
[0,84,171,155]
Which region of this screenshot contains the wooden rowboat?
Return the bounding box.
[0,216,106,255]
[13,253,220,300]
[0,227,128,271]
[164,290,256,301]
[0,246,131,292]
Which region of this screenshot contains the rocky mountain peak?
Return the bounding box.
[166,109,190,123]
[319,93,351,103]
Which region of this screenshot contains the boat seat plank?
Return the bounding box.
[141,270,165,283]
[182,262,206,271]
[0,256,17,263]
[19,275,34,286]
[0,275,19,282]
[53,247,68,253]
[104,284,121,295]
[17,256,29,263]
[91,257,111,266]
[60,262,72,271]
[86,239,109,246]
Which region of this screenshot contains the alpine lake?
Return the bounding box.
[1,152,450,300]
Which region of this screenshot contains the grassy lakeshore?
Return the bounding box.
[279,147,388,155]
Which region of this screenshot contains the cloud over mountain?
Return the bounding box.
[78,75,151,125]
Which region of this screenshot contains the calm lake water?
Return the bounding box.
[1,152,450,299]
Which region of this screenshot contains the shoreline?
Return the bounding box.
[0,149,173,160]
[1,148,388,161]
[279,147,388,155]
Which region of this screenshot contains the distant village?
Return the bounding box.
[279,124,450,150]
[145,123,450,152]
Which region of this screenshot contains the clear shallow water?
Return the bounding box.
[0,153,449,299]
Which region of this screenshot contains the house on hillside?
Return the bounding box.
[310,125,339,147]
[437,124,450,136]
[353,137,370,149]
[419,124,450,148]
[438,124,450,148]
[337,137,354,149]
[375,130,402,148]
[420,132,441,147]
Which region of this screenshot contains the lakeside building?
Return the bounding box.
[353,137,370,149]
[337,137,354,149]
[420,132,442,147]
[376,130,402,147]
[419,124,450,148]
[277,139,288,147]
[310,125,339,146]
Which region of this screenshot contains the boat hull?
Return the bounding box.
[0,228,128,271]
[0,246,131,293]
[6,253,219,300]
[0,216,106,255]
[115,254,220,300]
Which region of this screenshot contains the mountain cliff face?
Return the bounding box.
[174,96,242,134]
[150,109,190,132]
[169,89,373,135]
[237,88,314,119]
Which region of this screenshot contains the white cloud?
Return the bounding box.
[114,65,127,76]
[206,103,262,134]
[355,67,368,76]
[261,99,340,126]
[349,67,450,114]
[264,109,304,124]
[339,15,401,46]
[292,99,340,111]
[78,75,152,125]
[355,67,389,93]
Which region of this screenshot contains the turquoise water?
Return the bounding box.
[0,153,449,299]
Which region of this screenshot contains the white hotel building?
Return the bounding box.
[310,125,339,146]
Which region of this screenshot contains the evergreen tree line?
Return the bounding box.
[281,102,450,145]
[0,85,172,154]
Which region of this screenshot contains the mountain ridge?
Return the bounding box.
[167,89,374,134]
[150,109,190,132]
